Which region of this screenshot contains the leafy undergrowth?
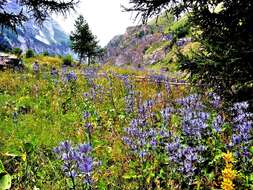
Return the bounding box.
[0,59,253,189]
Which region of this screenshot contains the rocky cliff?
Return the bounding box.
[104,15,192,68]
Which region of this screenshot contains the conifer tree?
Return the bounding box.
[70,15,99,64]
[126,0,253,104]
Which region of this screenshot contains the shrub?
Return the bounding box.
[42,51,49,56]
[63,54,73,66]
[170,16,190,38]
[12,48,23,57]
[25,49,35,58]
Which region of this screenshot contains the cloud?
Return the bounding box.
[53,0,135,46]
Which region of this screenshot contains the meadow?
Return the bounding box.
[0,56,252,190]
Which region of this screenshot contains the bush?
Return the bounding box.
[62,54,73,66]
[170,16,190,38]
[42,51,49,56]
[12,48,23,57]
[25,49,35,58]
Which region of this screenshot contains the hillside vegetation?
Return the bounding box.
[0,7,252,190]
[103,14,200,85]
[0,49,252,189]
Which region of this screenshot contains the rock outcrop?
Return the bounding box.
[103,16,192,67]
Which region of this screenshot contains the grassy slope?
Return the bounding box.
[0,13,198,153]
[0,55,189,151]
[0,55,191,188]
[0,14,201,188]
[144,13,200,77]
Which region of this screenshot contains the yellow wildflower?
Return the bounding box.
[222,167,236,181]
[221,178,234,190]
[21,153,26,161]
[221,151,236,190]
[223,151,234,164]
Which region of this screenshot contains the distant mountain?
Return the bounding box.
[0,0,71,55]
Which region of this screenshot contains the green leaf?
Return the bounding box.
[249,174,253,182]
[118,114,126,120]
[249,146,253,154]
[206,172,215,181]
[23,142,34,154]
[0,174,11,190]
[0,161,4,173]
[122,171,142,180]
[98,180,107,190]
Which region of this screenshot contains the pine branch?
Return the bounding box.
[0,0,79,31]
[0,10,27,32]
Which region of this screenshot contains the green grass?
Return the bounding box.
[0,56,190,189]
[1,54,252,190]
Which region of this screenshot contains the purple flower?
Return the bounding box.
[150,138,157,149]
[231,101,253,147]
[61,65,67,74]
[166,138,180,153]
[53,141,95,186]
[139,151,147,159]
[208,92,221,108]
[60,141,72,152]
[85,122,92,130]
[161,107,173,123]
[125,92,135,114]
[176,38,191,47]
[78,144,92,154]
[79,157,93,173]
[165,81,171,94]
[212,114,224,132]
[33,62,39,73]
[67,170,77,178]
[83,111,90,119]
[176,40,185,47]
[232,134,241,145]
[164,34,173,41]
[66,71,77,81]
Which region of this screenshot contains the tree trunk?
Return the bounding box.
[88,56,90,66]
[79,54,83,65]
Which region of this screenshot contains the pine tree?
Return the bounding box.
[70,15,99,64]
[126,0,253,104]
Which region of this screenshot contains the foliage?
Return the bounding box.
[0,160,11,190]
[63,54,73,66]
[0,0,78,31]
[126,0,253,106]
[70,15,99,64]
[25,49,35,58]
[42,51,49,56]
[12,48,22,57]
[0,55,253,189]
[168,16,191,38]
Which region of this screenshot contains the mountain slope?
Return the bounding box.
[103,14,194,70]
[0,0,71,55]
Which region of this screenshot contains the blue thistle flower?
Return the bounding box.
[66,71,77,82]
[33,62,39,73]
[53,141,95,187]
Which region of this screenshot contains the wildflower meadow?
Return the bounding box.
[0,57,252,190]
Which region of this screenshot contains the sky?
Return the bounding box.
[54,0,136,47]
